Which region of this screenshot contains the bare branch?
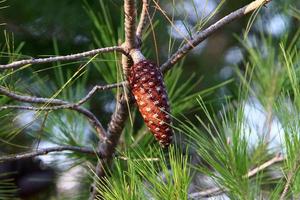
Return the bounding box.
[160,0,272,73]
[1,83,122,106]
[136,0,149,38]
[77,82,124,106]
[99,95,131,161]
[89,6,136,191]
[0,86,107,139]
[280,158,300,199]
[0,86,66,105]
[88,1,138,191]
[0,105,69,111]
[0,83,124,111]
[89,6,137,193]
[189,153,284,199]
[0,146,97,162]
[124,0,137,50]
[280,171,293,200]
[89,94,130,200]
[245,153,284,178]
[0,46,126,70]
[189,187,224,199]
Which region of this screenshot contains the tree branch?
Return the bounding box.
[280,171,293,200]
[160,0,272,73]
[124,0,137,50]
[0,86,107,139]
[0,146,97,162]
[279,159,300,199]
[0,83,122,106]
[0,46,126,70]
[0,105,71,111]
[136,0,148,38]
[189,153,284,199]
[245,153,284,178]
[89,94,131,200]
[89,2,138,198]
[98,95,130,168]
[0,86,66,105]
[77,82,124,106]
[0,83,124,113]
[93,0,137,164]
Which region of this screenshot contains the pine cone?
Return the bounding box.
[128,60,173,147]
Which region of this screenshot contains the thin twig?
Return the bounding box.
[280,171,294,200]
[0,105,73,111]
[280,159,300,199]
[152,0,194,48]
[0,86,107,139]
[0,82,123,111]
[189,187,225,199]
[0,146,97,162]
[0,86,66,105]
[77,82,124,106]
[189,153,284,199]
[136,0,149,38]
[160,0,272,73]
[0,46,126,70]
[245,153,284,178]
[1,83,122,107]
[36,112,49,149]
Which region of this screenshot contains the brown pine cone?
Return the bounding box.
[128,60,173,147]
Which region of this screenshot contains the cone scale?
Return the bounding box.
[128,60,173,147]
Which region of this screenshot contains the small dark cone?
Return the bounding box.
[128,60,173,147]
